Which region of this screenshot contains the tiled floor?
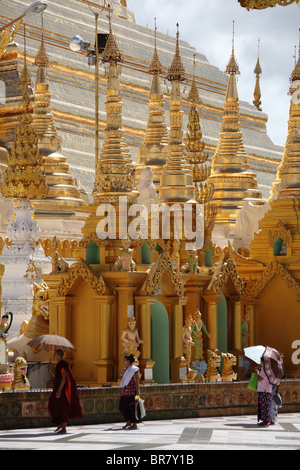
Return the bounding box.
[0,413,300,451]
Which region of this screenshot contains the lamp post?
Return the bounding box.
[0,1,48,33]
[70,5,109,173]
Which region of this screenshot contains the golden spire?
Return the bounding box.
[1,31,47,200]
[185,59,217,254]
[208,25,263,226]
[277,33,300,199]
[225,21,240,76]
[93,10,136,203]
[149,18,163,75]
[32,22,87,215]
[187,54,201,104]
[120,0,127,6]
[253,39,262,111]
[136,18,169,185]
[159,23,194,204]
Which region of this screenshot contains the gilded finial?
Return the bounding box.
[34,13,48,68]
[225,21,240,75]
[149,18,163,75]
[167,23,185,82]
[290,28,300,87]
[253,38,262,111]
[101,4,123,63]
[187,54,201,104]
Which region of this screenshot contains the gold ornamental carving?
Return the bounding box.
[208,251,245,295]
[57,258,106,296]
[238,0,297,8]
[267,221,292,248]
[145,250,184,297]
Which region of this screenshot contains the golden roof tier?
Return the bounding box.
[32,32,88,218]
[0,47,47,200]
[208,30,264,229]
[159,24,194,205]
[135,19,169,187]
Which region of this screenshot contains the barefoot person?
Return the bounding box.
[119,354,140,430]
[48,349,82,434]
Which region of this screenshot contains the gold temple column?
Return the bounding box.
[167,296,188,383]
[94,295,115,384]
[135,296,156,382]
[245,301,257,347]
[203,292,222,350]
[230,296,242,351]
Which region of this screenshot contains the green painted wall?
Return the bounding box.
[151,301,170,384]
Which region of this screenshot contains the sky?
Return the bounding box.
[129,0,300,148]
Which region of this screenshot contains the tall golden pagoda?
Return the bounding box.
[135,19,169,187]
[0,47,47,200]
[32,32,87,222]
[158,24,194,205]
[92,13,136,205]
[208,26,264,231]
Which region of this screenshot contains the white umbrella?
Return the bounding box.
[244,345,266,364]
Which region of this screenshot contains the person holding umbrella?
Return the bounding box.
[47,349,83,434]
[257,356,273,426]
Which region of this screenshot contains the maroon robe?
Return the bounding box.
[48,360,83,425]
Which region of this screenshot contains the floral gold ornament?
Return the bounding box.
[238,0,297,9]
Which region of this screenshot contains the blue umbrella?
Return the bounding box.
[244,345,266,364]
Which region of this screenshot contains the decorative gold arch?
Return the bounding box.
[145,250,184,297]
[267,220,292,248]
[208,251,245,295]
[244,258,300,301]
[57,258,106,296]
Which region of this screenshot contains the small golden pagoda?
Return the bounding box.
[0,48,47,200]
[135,19,169,187]
[208,27,264,233]
[159,24,194,206]
[31,32,88,224]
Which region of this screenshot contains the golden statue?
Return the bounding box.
[0,313,13,372]
[205,350,222,383]
[182,315,194,361]
[51,250,69,274]
[121,316,143,361]
[12,357,30,390]
[221,353,237,382]
[114,238,136,271]
[170,239,180,272]
[191,310,211,360]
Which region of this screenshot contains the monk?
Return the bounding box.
[48,349,82,434]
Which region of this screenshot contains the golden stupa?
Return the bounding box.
[208,28,264,232]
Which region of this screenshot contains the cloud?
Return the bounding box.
[129,0,300,147]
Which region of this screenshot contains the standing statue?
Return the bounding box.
[182,315,194,361]
[120,316,143,362]
[191,310,211,361]
[182,315,197,380]
[171,239,180,272]
[114,238,136,272]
